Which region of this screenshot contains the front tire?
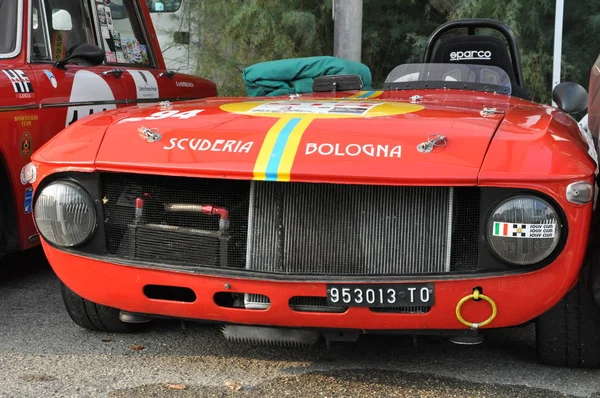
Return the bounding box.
[60,282,142,333]
[536,264,600,368]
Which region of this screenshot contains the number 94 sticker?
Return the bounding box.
[119,109,204,124]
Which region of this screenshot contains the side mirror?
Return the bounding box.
[54,44,105,70]
[553,82,588,114]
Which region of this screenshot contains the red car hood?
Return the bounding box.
[95,97,506,184]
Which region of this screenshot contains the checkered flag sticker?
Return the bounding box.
[493,222,556,239]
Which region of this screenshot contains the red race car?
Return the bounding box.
[0,0,216,258]
[31,19,600,367]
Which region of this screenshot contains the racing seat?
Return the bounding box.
[424,19,530,100]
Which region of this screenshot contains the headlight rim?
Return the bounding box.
[33,179,98,248]
[484,193,568,268]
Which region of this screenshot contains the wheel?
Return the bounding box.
[536,263,600,368]
[60,282,143,333]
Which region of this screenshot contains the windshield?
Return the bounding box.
[384,63,512,95]
[0,0,20,57]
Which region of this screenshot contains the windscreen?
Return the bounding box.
[0,0,19,56]
[384,63,512,95]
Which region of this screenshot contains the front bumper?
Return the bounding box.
[44,241,584,330]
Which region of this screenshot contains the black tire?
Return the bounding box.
[60,282,142,333]
[536,264,600,368]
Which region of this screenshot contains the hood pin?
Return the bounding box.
[417,134,447,153]
[480,107,504,117]
[159,100,172,110]
[138,127,162,143]
[410,95,423,103]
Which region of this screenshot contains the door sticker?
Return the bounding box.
[2,70,33,94]
[127,70,159,99]
[65,70,117,127]
[43,70,58,88]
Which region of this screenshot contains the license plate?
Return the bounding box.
[326,283,435,307]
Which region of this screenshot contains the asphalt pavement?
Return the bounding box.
[1,248,600,397]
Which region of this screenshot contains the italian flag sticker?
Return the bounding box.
[493,222,556,238]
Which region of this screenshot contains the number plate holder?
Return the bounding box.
[326,283,435,308]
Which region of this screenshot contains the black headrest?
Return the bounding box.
[431,35,518,85]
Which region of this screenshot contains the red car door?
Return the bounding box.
[29,0,129,144]
[95,0,207,104]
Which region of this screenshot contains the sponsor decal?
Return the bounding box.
[53,31,66,60]
[450,50,492,62]
[24,188,33,214]
[14,115,38,127]
[305,142,401,158]
[221,100,422,120]
[127,70,159,99]
[66,70,116,127]
[2,69,34,93]
[43,70,58,88]
[20,132,32,158]
[176,81,194,88]
[220,100,423,181]
[248,101,380,116]
[163,138,254,153]
[119,109,204,124]
[493,222,556,238]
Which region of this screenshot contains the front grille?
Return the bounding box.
[101,173,480,276]
[248,183,454,275]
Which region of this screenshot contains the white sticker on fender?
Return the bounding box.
[127,70,159,99]
[493,222,556,238]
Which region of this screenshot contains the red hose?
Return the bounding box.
[200,205,229,221]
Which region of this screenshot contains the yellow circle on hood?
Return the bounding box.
[220,100,424,119]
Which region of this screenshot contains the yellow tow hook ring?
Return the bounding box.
[455,289,497,329]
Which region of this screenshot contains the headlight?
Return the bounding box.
[487,196,562,266]
[34,181,97,247]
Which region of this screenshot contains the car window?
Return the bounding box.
[145,0,182,13]
[0,0,20,57]
[31,0,95,62]
[97,0,152,66]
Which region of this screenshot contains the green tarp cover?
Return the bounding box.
[243,56,373,97]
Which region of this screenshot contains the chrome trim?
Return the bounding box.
[89,0,104,56]
[102,68,124,78]
[131,0,158,68]
[445,187,454,272]
[36,0,53,62]
[40,99,128,108]
[28,234,40,243]
[0,0,24,59]
[0,104,39,112]
[37,96,202,109]
[26,0,32,62]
